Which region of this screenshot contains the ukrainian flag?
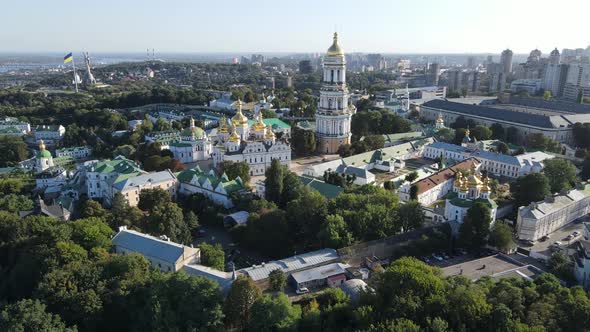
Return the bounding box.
[64,52,73,64]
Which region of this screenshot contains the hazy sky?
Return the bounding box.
[2,0,589,54]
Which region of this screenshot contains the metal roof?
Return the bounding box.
[423,99,555,128]
[507,97,590,114]
[241,248,340,281]
[112,228,191,264]
[291,263,350,284]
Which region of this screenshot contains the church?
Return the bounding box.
[168,117,212,163]
[315,33,356,154]
[212,101,291,176]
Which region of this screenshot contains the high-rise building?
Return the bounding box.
[563,63,590,101]
[316,33,355,154]
[527,49,542,64]
[466,56,476,69]
[447,70,463,92]
[549,48,561,65]
[487,63,506,93]
[501,49,514,74]
[299,60,313,74]
[427,63,440,86]
[543,64,569,97]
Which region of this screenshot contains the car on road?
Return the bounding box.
[432,254,443,262]
[539,235,550,242]
[296,287,309,295]
[565,235,574,241]
[573,231,581,237]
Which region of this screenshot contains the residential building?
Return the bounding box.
[444,163,497,230]
[316,33,356,154]
[0,117,30,135]
[55,146,92,160]
[212,103,291,176]
[148,109,186,124]
[290,263,350,290]
[112,226,200,272]
[34,125,65,143]
[420,99,590,145]
[543,64,569,97]
[19,196,72,221]
[511,79,542,95]
[516,184,590,242]
[501,49,514,74]
[399,158,481,206]
[574,236,590,289]
[177,166,246,208]
[128,119,143,131]
[563,63,590,101]
[423,140,553,178]
[86,156,145,204]
[144,130,181,148]
[549,48,561,65]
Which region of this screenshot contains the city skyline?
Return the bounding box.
[3,0,589,54]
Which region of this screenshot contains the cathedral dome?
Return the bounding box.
[326,32,344,57]
[218,116,229,133]
[181,126,205,140]
[550,48,560,56]
[37,140,52,159]
[228,126,241,142]
[253,112,267,132]
[231,101,249,126]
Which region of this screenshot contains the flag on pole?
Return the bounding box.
[64,53,73,64]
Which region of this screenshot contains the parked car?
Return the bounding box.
[573,231,581,237]
[296,287,309,295]
[565,235,573,241]
[432,254,443,262]
[539,235,550,242]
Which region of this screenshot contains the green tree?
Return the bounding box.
[458,202,492,249]
[471,125,492,140]
[79,200,109,219]
[265,159,285,204]
[543,90,552,100]
[405,171,419,183]
[435,128,455,142]
[224,275,262,331]
[318,214,353,248]
[249,294,301,332]
[268,269,287,292]
[511,173,550,207]
[138,188,171,212]
[488,223,514,252]
[0,136,28,167]
[147,203,191,244]
[0,178,25,195]
[199,243,225,270]
[543,159,578,193]
[0,194,33,213]
[153,116,172,131]
[363,135,385,150]
[285,187,327,249]
[217,160,251,184]
[491,123,505,140]
[398,200,425,232]
[70,217,114,251]
[496,141,509,154]
[291,127,316,156]
[581,157,590,181]
[337,144,354,157]
[548,251,574,283]
[0,299,77,332]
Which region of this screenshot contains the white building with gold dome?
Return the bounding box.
[444,162,497,228]
[168,117,212,164]
[212,101,291,176]
[316,33,356,154]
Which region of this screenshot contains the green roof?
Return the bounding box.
[247,118,291,130]
[177,167,245,194]
[0,127,22,135]
[298,176,343,199]
[92,156,143,175]
[379,131,424,143]
[446,192,498,209]
[37,150,52,159]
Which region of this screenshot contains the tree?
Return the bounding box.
[459,202,492,249]
[199,243,225,270]
[398,201,425,232]
[496,142,509,154]
[153,116,172,131]
[285,187,327,249]
[0,136,28,167]
[0,299,77,332]
[471,125,492,140]
[217,160,251,184]
[249,294,301,331]
[548,251,574,283]
[543,159,577,193]
[265,159,285,204]
[488,223,514,252]
[318,214,353,248]
[581,157,590,181]
[0,194,33,213]
[511,173,550,207]
[224,275,262,331]
[543,90,552,100]
[435,128,454,143]
[363,135,385,151]
[291,127,316,156]
[405,171,418,183]
[268,269,287,292]
[147,203,191,244]
[138,188,171,212]
[506,126,520,144]
[79,200,109,219]
[0,178,25,195]
[337,144,354,157]
[572,123,590,149]
[70,217,114,251]
[491,123,505,140]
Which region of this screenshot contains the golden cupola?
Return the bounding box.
[253,112,267,132]
[326,32,344,57]
[454,173,464,187]
[481,177,491,193]
[265,128,275,139]
[228,125,241,143]
[231,100,248,126]
[218,116,229,133]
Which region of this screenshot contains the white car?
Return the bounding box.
[296,287,309,295]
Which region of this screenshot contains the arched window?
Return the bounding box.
[330,70,334,83]
[328,99,333,109]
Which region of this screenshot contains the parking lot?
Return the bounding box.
[442,254,544,280]
[420,248,498,269]
[519,217,589,255]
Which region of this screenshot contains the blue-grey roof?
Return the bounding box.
[423,99,555,128]
[427,142,520,166]
[508,97,590,114]
[290,263,350,284]
[112,229,187,264]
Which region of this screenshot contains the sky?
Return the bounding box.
[1,0,589,54]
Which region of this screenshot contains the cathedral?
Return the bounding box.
[169,117,212,163]
[444,162,497,232]
[316,32,356,154]
[212,100,291,176]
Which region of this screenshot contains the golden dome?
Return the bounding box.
[228,126,241,143]
[436,113,444,123]
[218,116,229,133]
[326,32,344,56]
[265,128,275,139]
[454,174,464,187]
[460,182,469,193]
[231,100,249,126]
[481,177,491,193]
[253,112,267,132]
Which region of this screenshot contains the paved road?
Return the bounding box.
[524,216,589,254]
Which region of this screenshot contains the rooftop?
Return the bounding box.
[241,248,340,281]
[298,175,344,199]
[412,158,480,196]
[427,142,521,166]
[291,262,350,284]
[113,169,176,191]
[520,184,590,220]
[112,228,197,264]
[507,97,590,114]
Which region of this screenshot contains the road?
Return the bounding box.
[519,215,589,256]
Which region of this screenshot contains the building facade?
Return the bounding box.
[55,146,93,160]
[315,33,356,154]
[0,117,30,135]
[168,118,212,163]
[34,125,65,143]
[177,167,245,208]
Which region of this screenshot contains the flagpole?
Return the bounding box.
[71,54,79,93]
